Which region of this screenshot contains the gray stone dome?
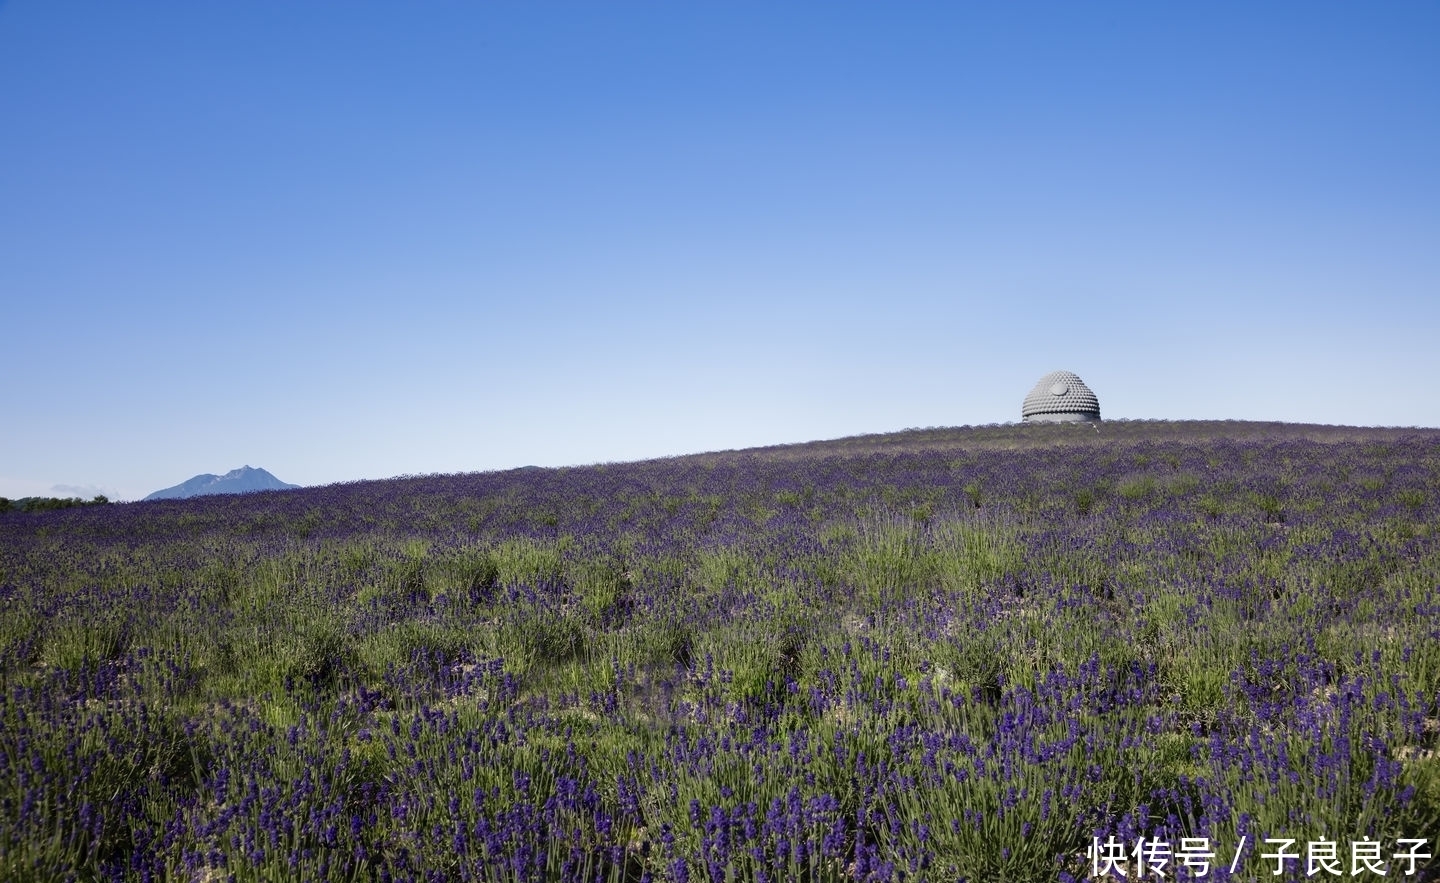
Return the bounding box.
[1022,370,1100,422]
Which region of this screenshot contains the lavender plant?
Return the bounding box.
[1,421,1437,881]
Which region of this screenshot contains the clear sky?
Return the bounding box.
[3,2,1437,501]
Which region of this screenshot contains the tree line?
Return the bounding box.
[0,495,110,513]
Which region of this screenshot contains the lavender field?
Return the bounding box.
[2,421,1439,882]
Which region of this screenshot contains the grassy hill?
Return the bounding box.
[2,421,1439,881]
[684,418,1440,462]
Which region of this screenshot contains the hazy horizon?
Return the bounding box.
[3,3,1437,501]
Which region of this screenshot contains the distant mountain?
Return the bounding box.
[144,466,300,501]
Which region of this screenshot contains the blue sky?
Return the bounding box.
[3,3,1437,501]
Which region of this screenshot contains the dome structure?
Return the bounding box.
[1022,370,1100,422]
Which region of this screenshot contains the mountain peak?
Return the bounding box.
[143,466,300,501]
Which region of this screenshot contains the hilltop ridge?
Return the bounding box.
[653,418,1440,468]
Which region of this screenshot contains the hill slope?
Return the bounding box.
[676,418,1440,464]
[2,420,1439,879]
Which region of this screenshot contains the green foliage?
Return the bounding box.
[2,494,110,513]
[444,544,502,599]
[1251,491,1286,523]
[500,607,585,668]
[844,514,926,608]
[1117,474,1157,500]
[569,555,634,621]
[42,617,127,671]
[491,536,564,586]
[963,480,984,508]
[1397,488,1427,511]
[692,544,754,595]
[355,621,479,686]
[932,516,1022,597]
